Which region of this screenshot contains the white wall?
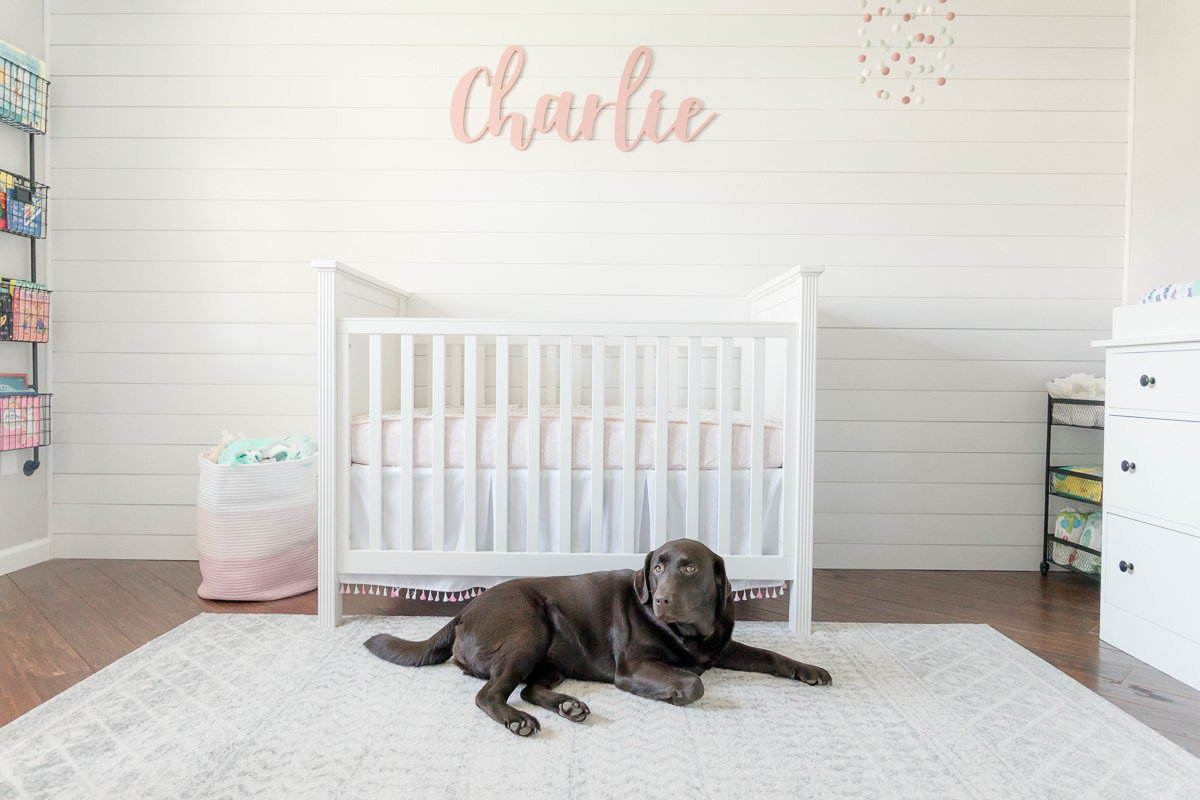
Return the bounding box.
[1126,0,1198,302]
[45,0,1128,567]
[0,0,49,573]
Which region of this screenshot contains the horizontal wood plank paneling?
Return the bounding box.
[47,0,1127,566]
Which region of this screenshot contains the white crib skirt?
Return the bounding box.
[344,466,784,593]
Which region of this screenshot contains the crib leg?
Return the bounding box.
[318,572,343,628]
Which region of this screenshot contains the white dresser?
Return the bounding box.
[1096,296,1200,691]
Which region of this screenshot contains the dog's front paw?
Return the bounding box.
[556,698,590,723]
[793,663,832,686]
[504,710,541,737]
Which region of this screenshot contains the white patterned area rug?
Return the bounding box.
[2,615,1199,800]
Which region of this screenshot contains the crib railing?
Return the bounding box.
[315,261,821,634]
[337,320,798,570]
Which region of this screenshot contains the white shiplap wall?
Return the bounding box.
[45,0,1127,566]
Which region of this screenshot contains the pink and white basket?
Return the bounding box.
[195,454,317,601]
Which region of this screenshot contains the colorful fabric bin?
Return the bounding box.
[0,392,43,451]
[195,454,318,601]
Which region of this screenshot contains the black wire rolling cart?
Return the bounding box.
[0,45,51,475]
[1040,394,1103,580]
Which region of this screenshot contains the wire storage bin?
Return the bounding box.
[0,392,50,452]
[0,277,49,342]
[0,43,49,135]
[0,169,48,239]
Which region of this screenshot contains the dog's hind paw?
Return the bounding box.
[556,698,590,723]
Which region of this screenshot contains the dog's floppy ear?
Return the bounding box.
[633,550,654,605]
[713,553,731,618]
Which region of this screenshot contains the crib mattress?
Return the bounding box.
[350,405,784,470]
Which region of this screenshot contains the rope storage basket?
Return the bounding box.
[195,454,318,601]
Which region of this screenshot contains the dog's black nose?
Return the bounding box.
[654,594,671,606]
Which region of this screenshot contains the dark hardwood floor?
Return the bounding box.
[2,559,1198,755]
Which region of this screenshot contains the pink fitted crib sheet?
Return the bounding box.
[350,405,783,470]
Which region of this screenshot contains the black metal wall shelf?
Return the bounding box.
[0,46,49,476]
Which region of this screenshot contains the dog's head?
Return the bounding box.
[633,539,730,639]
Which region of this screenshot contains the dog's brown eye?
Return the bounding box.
[652,564,664,574]
[684,565,697,574]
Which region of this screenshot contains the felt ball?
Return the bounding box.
[946,12,955,19]
[902,95,910,104]
[937,76,946,85]
[916,33,926,42]
[903,12,911,21]
[907,55,916,63]
[858,54,867,62]
[863,13,872,21]
[891,51,900,60]
[927,35,935,43]
[881,65,890,75]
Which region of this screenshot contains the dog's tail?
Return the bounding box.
[364,617,459,667]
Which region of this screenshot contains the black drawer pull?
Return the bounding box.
[1139,374,1156,387]
[1119,560,1134,574]
[1120,460,1136,473]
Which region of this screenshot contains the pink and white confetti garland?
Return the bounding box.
[856,0,957,105]
[340,584,788,602]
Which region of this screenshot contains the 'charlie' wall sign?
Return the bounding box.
[450,46,717,151]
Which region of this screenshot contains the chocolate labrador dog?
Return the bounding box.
[364,538,831,736]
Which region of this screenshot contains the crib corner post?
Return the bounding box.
[315,261,343,629]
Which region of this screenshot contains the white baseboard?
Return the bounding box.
[0,536,51,576]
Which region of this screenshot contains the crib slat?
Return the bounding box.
[399,334,415,552]
[782,335,799,560]
[368,335,383,552]
[718,337,733,557]
[496,336,510,553]
[655,337,669,547]
[591,336,605,553]
[464,335,478,552]
[559,337,573,553]
[622,337,636,554]
[527,336,541,552]
[750,338,765,556]
[686,337,701,539]
[338,333,351,552]
[432,335,446,553]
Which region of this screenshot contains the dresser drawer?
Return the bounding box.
[1104,415,1200,530]
[1107,348,1200,415]
[1103,513,1200,645]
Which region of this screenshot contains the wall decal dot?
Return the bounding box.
[936,51,944,59]
[916,33,925,42]
[891,51,900,60]
[858,54,867,62]
[903,13,911,21]
[858,26,866,35]
[908,55,916,64]
[946,12,955,19]
[902,96,910,104]
[937,76,946,85]
[881,65,890,75]
[892,23,901,32]
[944,63,953,71]
[927,35,935,44]
[863,13,872,21]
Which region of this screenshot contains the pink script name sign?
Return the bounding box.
[450,46,717,151]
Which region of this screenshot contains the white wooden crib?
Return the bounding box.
[314,261,821,635]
